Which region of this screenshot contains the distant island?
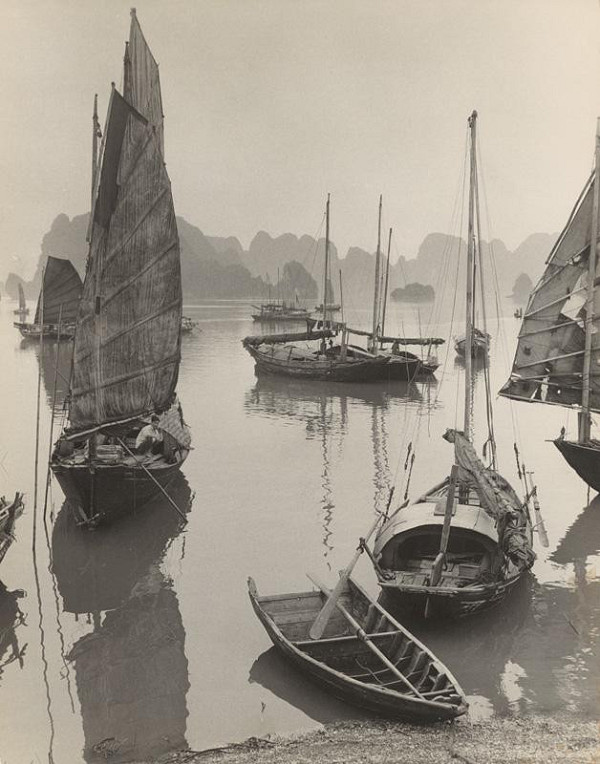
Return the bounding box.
[391,282,435,303]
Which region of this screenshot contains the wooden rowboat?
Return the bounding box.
[248,575,467,722]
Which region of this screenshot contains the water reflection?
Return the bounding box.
[248,647,369,724]
[22,338,72,412]
[0,581,27,682]
[52,475,192,762]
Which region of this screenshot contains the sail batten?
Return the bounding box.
[500,172,600,411]
[69,18,182,431]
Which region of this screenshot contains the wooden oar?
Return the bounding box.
[116,437,187,522]
[307,573,426,700]
[308,512,384,640]
[424,465,458,619]
[525,472,549,548]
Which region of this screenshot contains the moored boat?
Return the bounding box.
[251,300,311,322]
[50,10,191,527]
[370,112,536,618]
[14,256,82,340]
[454,326,490,358]
[0,493,24,566]
[248,575,467,721]
[243,196,390,383]
[500,118,600,493]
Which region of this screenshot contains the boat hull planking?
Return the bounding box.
[554,438,600,493]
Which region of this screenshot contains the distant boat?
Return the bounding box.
[248,575,468,721]
[14,256,82,340]
[50,10,190,527]
[181,316,198,334]
[243,196,389,382]
[501,117,600,493]
[251,299,311,322]
[12,283,29,319]
[371,112,536,619]
[314,302,341,313]
[0,493,24,566]
[454,326,490,358]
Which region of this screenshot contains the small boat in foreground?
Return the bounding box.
[0,493,24,565]
[248,575,467,721]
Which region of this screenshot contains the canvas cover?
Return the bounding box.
[69,14,182,431]
[443,429,535,571]
[500,175,600,411]
[34,256,83,324]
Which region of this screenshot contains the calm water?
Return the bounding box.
[0,299,598,763]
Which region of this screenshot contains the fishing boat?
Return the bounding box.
[50,10,191,527]
[0,493,24,566]
[500,119,600,493]
[251,299,311,322]
[370,112,536,619]
[181,316,198,334]
[454,326,490,358]
[243,196,389,382]
[345,199,443,380]
[14,256,82,340]
[248,575,467,721]
[314,302,341,314]
[12,283,29,319]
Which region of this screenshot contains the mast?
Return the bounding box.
[371,195,383,352]
[580,117,600,443]
[464,111,477,441]
[380,227,392,346]
[323,194,330,326]
[123,41,132,102]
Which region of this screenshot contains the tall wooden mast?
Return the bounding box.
[88,94,101,244]
[464,111,477,441]
[323,194,331,325]
[380,227,393,345]
[580,117,600,443]
[371,195,383,352]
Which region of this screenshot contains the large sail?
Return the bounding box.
[34,256,83,324]
[69,13,181,431]
[500,174,600,411]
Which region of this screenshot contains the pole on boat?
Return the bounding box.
[523,469,549,548]
[580,117,600,443]
[380,228,392,347]
[116,437,187,522]
[424,465,458,619]
[323,194,331,328]
[308,512,384,640]
[464,111,477,442]
[307,574,426,700]
[338,268,344,325]
[33,267,46,540]
[370,195,383,353]
[43,304,63,519]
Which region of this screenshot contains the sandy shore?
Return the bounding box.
[149,715,599,764]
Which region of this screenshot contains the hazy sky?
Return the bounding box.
[2,0,600,279]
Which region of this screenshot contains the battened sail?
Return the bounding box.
[500,174,600,410]
[18,283,26,312]
[69,12,181,431]
[35,256,83,324]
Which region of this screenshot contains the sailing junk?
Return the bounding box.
[50,10,191,526]
[13,283,29,319]
[500,118,600,493]
[14,256,82,340]
[243,195,389,382]
[371,112,535,618]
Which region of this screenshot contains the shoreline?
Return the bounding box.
[149,714,599,764]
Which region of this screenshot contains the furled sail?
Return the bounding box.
[69,13,181,431]
[500,174,600,411]
[35,256,83,325]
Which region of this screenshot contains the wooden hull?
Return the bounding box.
[554,438,600,493]
[14,322,75,340]
[51,454,188,527]
[248,577,467,722]
[378,572,526,619]
[454,334,489,358]
[245,344,389,382]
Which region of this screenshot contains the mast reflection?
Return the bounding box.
[52,475,192,762]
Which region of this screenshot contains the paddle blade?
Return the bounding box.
[308,572,349,640]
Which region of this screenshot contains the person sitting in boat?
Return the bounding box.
[135,415,163,455]
[391,339,400,355]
